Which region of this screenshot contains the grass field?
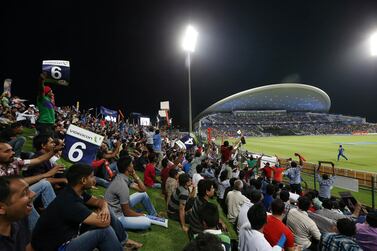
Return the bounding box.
[237,135,377,173]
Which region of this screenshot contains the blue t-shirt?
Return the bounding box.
[153,134,161,151]
[338,147,344,154]
[183,162,192,174]
[263,193,273,211]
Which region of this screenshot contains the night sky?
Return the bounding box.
[2,1,377,129]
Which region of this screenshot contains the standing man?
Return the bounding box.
[284,153,305,195]
[36,73,55,136]
[337,145,348,161]
[316,166,336,201]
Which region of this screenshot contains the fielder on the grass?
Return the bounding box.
[337,145,348,161]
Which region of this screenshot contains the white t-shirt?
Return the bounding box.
[237,200,254,232]
[226,190,249,224]
[217,179,230,199]
[239,223,273,251]
[192,173,204,187]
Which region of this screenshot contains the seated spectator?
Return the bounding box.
[315,198,347,221]
[31,163,129,251]
[279,189,296,215]
[0,176,35,251]
[0,121,25,157]
[356,210,377,251]
[183,154,192,174]
[226,179,249,225]
[321,218,362,251]
[263,183,275,211]
[96,140,121,177]
[161,157,176,197]
[263,199,295,251]
[105,156,158,230]
[190,149,207,177]
[198,202,231,251]
[183,233,224,251]
[135,150,148,172]
[0,142,63,230]
[144,152,161,188]
[23,134,67,188]
[167,173,195,233]
[165,168,178,206]
[249,178,262,191]
[216,170,230,214]
[192,164,204,189]
[286,196,321,250]
[239,203,284,251]
[188,179,216,237]
[91,158,113,188]
[237,189,263,232]
[223,177,237,206]
[306,190,322,210]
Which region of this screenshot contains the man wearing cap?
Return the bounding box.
[36,73,55,136]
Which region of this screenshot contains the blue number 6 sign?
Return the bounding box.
[42,60,70,86]
[63,125,104,164]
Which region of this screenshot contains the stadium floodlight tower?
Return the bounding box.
[182,25,198,133]
[370,31,377,56]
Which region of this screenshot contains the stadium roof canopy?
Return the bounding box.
[195,83,331,121]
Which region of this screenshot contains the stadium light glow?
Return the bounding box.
[370,32,377,56]
[182,25,198,52]
[181,25,198,133]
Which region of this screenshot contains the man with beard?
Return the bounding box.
[0,141,63,230]
[0,176,36,251]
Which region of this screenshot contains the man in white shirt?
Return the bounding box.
[239,203,284,251]
[237,189,263,232]
[192,165,204,188]
[226,180,249,225]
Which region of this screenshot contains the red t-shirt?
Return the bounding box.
[263,215,295,249]
[262,166,273,179]
[161,162,175,184]
[221,145,231,163]
[144,163,156,187]
[273,167,285,182]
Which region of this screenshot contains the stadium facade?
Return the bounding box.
[195,83,375,136]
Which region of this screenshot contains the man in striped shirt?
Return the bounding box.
[321,218,362,251]
[286,196,321,250]
[167,173,195,233]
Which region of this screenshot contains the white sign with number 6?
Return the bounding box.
[51,66,62,79]
[68,142,87,162]
[42,60,70,86]
[63,124,104,164]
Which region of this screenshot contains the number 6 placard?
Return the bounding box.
[42,60,70,86]
[63,124,104,164]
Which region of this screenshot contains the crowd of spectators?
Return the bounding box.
[0,77,377,251]
[199,111,377,137]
